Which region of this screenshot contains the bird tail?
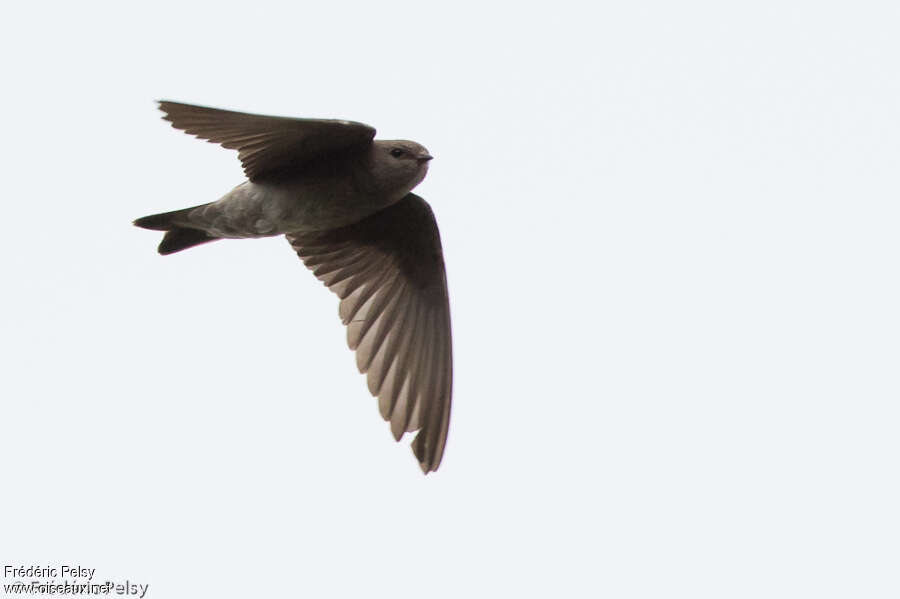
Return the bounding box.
[133,204,219,255]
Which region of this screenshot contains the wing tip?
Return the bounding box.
[412,432,443,474]
[156,99,179,124]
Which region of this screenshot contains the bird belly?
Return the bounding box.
[189,180,396,238]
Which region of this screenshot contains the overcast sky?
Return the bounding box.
[2,1,898,597]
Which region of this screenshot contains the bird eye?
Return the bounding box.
[390,148,404,158]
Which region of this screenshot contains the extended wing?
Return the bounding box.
[158,100,376,181]
[287,194,452,473]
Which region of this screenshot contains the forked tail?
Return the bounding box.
[133,204,219,255]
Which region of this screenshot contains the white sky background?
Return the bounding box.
[2,1,898,597]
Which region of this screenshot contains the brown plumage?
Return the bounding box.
[135,101,452,473]
[288,195,452,472]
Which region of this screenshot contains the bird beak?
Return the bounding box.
[417,154,434,162]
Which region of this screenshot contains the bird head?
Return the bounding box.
[371,140,433,196]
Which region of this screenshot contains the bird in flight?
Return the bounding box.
[135,101,452,473]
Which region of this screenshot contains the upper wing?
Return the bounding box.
[158,100,376,181]
[287,194,452,473]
